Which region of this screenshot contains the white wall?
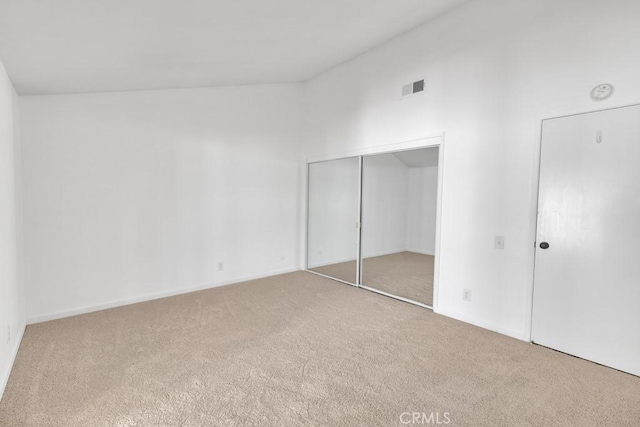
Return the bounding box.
[11,0,640,344]
[21,84,302,322]
[0,59,25,400]
[406,166,438,255]
[302,0,640,340]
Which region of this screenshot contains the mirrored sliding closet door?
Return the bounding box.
[360,148,438,306]
[307,157,361,285]
[306,144,439,309]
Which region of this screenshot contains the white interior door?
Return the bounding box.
[532,104,640,377]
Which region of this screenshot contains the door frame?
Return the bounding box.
[526,101,640,342]
[304,133,445,311]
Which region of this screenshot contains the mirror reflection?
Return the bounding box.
[361,147,438,306]
[307,157,360,284]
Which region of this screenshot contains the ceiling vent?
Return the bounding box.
[402,79,425,97]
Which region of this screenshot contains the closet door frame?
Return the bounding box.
[305,134,444,310]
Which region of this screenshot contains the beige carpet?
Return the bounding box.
[310,251,433,306]
[309,259,358,284]
[1,271,639,426]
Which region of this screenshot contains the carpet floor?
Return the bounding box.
[310,252,434,306]
[1,271,639,426]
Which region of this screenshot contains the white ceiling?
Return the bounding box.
[393,147,439,168]
[0,0,470,95]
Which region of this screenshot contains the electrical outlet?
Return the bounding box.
[217,262,224,272]
[280,256,285,262]
[494,236,505,250]
[462,289,472,302]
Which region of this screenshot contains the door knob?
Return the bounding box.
[539,242,550,249]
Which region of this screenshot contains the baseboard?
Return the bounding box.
[434,306,527,342]
[0,322,25,402]
[27,267,301,325]
[406,248,435,256]
[308,256,357,269]
[308,248,414,269]
[363,248,413,259]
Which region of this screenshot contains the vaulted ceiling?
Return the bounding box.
[0,0,470,95]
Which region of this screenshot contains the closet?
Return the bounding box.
[306,145,440,308]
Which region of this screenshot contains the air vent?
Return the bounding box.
[401,79,425,97]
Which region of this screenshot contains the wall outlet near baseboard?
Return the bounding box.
[494,236,505,250]
[217,262,224,272]
[462,289,472,302]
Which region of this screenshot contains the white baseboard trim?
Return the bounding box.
[308,248,417,269]
[0,322,26,402]
[434,306,527,342]
[406,248,435,256]
[308,256,357,269]
[27,267,301,325]
[363,248,413,259]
